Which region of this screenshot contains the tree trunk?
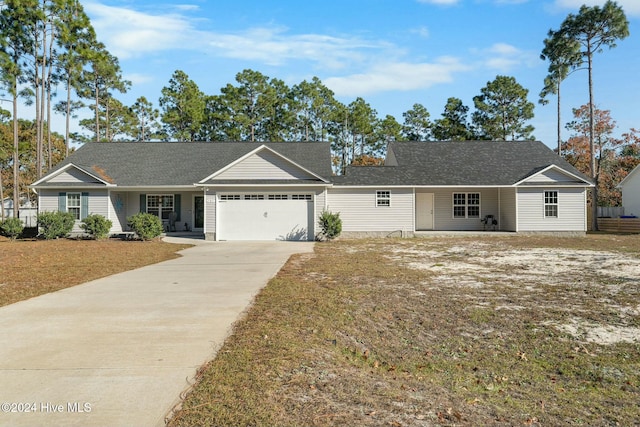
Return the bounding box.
[12,81,19,221]
[0,166,5,221]
[557,81,562,155]
[587,42,598,232]
[65,79,71,156]
[95,83,100,141]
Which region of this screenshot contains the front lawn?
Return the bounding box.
[168,234,640,426]
[0,237,192,307]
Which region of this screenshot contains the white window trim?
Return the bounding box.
[376,190,391,207]
[452,192,481,219]
[67,192,81,221]
[147,194,175,220]
[544,190,559,218]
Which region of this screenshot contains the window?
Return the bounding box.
[268,194,289,200]
[453,193,481,218]
[67,193,81,220]
[544,191,558,218]
[219,194,241,201]
[291,194,312,200]
[244,194,265,200]
[376,191,390,207]
[147,194,174,220]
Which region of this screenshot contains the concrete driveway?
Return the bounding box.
[0,239,314,427]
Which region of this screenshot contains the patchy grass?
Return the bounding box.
[0,236,192,307]
[168,234,640,427]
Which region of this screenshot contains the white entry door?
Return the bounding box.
[217,194,313,241]
[416,193,434,230]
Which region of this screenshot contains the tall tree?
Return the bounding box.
[159,70,205,141]
[472,75,535,141]
[347,97,379,160]
[0,0,38,219]
[563,105,635,207]
[131,96,160,141]
[378,114,403,145]
[432,97,473,141]
[55,0,96,154]
[402,103,431,141]
[260,77,295,142]
[540,29,582,154]
[290,77,336,142]
[552,0,629,230]
[79,44,129,141]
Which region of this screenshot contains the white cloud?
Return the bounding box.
[324,57,470,96]
[472,43,539,72]
[206,27,384,68]
[409,26,431,38]
[84,2,201,59]
[124,73,154,85]
[552,0,640,16]
[85,2,392,70]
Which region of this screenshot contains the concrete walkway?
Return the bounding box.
[0,239,314,427]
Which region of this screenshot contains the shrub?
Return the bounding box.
[317,210,342,241]
[1,217,24,240]
[37,211,75,240]
[80,214,113,240]
[127,212,163,241]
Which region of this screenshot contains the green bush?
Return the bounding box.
[127,212,163,241]
[1,217,24,240]
[317,210,342,241]
[80,214,113,239]
[37,211,75,240]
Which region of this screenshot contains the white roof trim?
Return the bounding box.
[617,163,640,188]
[195,183,332,188]
[30,163,116,187]
[513,164,593,187]
[197,144,330,184]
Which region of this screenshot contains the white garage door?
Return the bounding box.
[217,194,314,241]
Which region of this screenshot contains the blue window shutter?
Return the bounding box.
[81,192,89,220]
[58,192,66,211]
[140,194,146,213]
[174,194,181,221]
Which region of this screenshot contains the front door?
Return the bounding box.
[194,196,204,230]
[416,193,434,230]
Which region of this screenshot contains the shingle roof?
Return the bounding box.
[38,142,333,187]
[334,141,592,186]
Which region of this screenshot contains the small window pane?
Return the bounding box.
[453,193,466,205]
[544,191,558,218]
[67,193,80,220]
[376,191,390,207]
[453,206,466,218]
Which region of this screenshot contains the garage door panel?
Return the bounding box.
[218,199,313,241]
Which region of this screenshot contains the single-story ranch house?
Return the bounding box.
[30,141,593,240]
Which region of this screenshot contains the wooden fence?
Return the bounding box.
[597,218,640,233]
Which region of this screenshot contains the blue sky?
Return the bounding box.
[61,0,640,146]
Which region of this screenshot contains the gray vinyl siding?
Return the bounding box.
[108,192,128,233]
[38,189,109,233]
[48,168,101,184]
[327,188,413,232]
[523,168,580,184]
[517,187,586,231]
[432,188,499,231]
[499,188,517,231]
[213,150,316,180]
[621,171,640,217]
[205,189,217,238]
